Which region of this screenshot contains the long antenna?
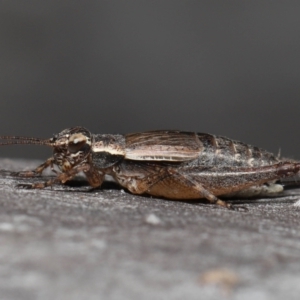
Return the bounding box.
[0,136,53,146]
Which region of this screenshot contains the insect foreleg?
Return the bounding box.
[13,158,55,177]
[17,163,92,189]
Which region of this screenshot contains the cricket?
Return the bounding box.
[1,126,299,210]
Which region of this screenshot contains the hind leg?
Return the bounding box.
[143,172,237,209]
[114,162,243,209]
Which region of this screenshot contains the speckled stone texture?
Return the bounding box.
[0,158,300,300]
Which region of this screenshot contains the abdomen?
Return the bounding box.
[195,133,279,168]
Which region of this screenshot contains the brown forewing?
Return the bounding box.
[124,130,203,161]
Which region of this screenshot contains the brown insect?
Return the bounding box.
[1,127,299,210]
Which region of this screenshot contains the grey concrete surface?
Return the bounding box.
[1,158,300,300]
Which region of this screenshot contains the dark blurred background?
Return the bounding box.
[0,1,300,160]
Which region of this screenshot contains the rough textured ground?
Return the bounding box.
[0,158,300,300]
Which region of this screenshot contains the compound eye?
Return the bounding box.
[68,133,90,153]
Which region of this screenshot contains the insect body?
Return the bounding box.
[1,127,300,210]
